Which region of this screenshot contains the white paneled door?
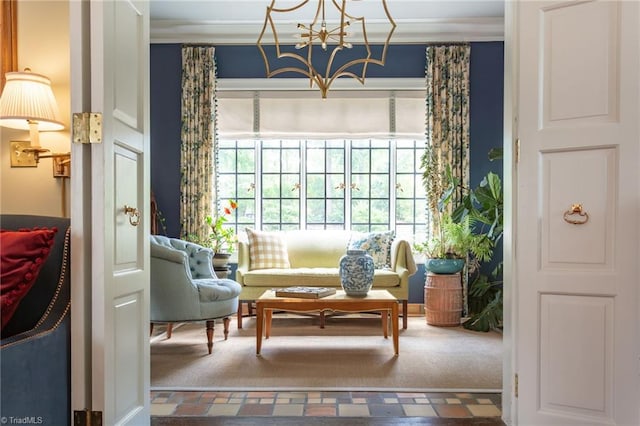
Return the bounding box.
[71,0,150,424]
[516,1,639,425]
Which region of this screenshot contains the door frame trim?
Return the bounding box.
[501,1,517,424]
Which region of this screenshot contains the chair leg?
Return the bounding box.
[402,300,408,329]
[206,320,215,354]
[149,323,154,337]
[223,317,230,340]
[237,300,257,329]
[166,323,173,339]
[319,311,325,328]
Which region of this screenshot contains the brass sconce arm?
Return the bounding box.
[9,140,70,177]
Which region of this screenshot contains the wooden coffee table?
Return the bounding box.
[256,289,399,356]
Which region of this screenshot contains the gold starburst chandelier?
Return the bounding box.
[257,0,396,98]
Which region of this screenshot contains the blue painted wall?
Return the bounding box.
[215,44,427,78]
[151,44,183,237]
[150,42,504,302]
[469,42,504,280]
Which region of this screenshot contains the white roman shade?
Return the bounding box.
[217,90,426,139]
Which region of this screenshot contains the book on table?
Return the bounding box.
[274,286,337,299]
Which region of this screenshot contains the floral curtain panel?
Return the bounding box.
[425,44,471,312]
[180,45,217,240]
[425,44,470,215]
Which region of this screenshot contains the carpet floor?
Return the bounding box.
[150,314,502,392]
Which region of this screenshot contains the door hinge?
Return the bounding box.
[73,409,103,426]
[515,138,521,163]
[72,112,103,144]
[515,373,519,398]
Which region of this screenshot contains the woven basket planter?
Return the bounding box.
[424,272,462,326]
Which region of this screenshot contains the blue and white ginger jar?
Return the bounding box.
[339,249,375,297]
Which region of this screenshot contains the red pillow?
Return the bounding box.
[1,227,58,330]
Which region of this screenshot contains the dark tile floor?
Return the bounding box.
[151,390,504,425]
[152,417,505,425]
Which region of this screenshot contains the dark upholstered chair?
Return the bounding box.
[1,215,71,426]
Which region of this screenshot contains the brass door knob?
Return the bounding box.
[124,205,140,226]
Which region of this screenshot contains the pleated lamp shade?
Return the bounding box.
[0,70,64,131]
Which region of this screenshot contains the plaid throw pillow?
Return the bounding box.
[246,228,290,270]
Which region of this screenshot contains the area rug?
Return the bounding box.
[150,315,502,392]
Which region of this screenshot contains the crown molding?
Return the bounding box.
[150,17,504,44]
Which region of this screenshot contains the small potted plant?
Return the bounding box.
[205,199,238,254]
[209,199,238,278]
[415,214,493,274]
[188,199,238,278]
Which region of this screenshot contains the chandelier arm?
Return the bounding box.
[270,19,287,60]
[306,39,314,77]
[258,6,285,75]
[337,0,347,47]
[308,0,324,39]
[377,36,395,65]
[268,0,311,13]
[272,51,320,76]
[377,22,397,64]
[330,0,357,21]
[329,70,365,85]
[381,0,397,26]
[325,57,384,89]
[378,0,397,64]
[325,53,389,82]
[256,21,273,74]
[266,66,314,80]
[324,45,341,79]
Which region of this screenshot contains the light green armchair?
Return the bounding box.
[149,235,241,354]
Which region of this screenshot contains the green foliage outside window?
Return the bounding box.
[217,139,426,240]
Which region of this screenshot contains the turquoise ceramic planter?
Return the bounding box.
[425,258,465,274]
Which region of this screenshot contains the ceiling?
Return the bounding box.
[149,0,505,44]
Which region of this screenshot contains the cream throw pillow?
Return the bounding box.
[246,228,290,270]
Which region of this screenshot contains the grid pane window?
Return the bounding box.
[217,138,425,244]
[350,140,390,230]
[260,141,301,228]
[396,139,427,243]
[306,140,346,228]
[218,140,255,231]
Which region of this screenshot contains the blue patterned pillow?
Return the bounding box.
[348,230,395,269]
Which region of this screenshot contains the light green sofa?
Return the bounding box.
[236,230,417,329]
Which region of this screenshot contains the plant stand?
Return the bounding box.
[213,252,232,279]
[214,267,231,279]
[424,272,462,326]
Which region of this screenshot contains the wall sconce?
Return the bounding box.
[0,69,70,177]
